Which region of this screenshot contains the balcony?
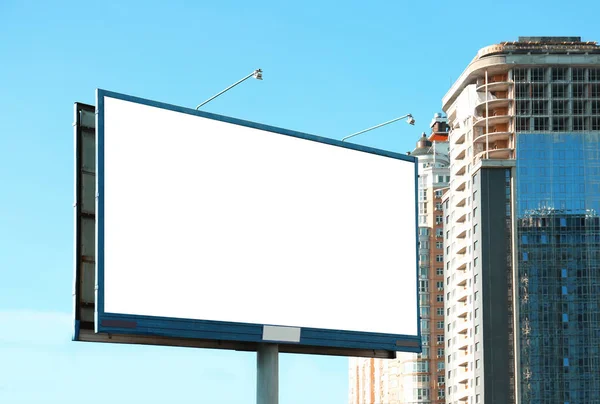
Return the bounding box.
[456,366,471,385]
[456,212,467,223]
[476,80,513,93]
[455,256,468,271]
[473,114,511,128]
[455,164,467,176]
[455,130,466,144]
[475,97,512,114]
[455,239,467,255]
[456,271,469,287]
[457,287,469,304]
[474,148,514,163]
[458,352,469,368]
[456,223,467,239]
[473,130,513,145]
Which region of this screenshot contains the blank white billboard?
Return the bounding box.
[100,94,417,338]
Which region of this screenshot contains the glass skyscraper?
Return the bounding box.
[442,38,600,403]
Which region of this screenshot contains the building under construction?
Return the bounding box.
[442,36,600,403]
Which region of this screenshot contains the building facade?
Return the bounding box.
[349,113,450,404]
[442,37,600,403]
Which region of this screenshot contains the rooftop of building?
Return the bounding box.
[473,36,600,62]
[442,36,600,110]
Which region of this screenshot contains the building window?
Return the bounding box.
[573,68,586,82]
[552,100,568,114]
[414,388,430,400]
[573,100,586,115]
[532,100,548,115]
[533,117,549,131]
[437,321,444,329]
[573,117,586,132]
[516,83,529,98]
[437,362,444,370]
[552,84,567,99]
[531,83,546,98]
[517,100,530,115]
[552,117,568,132]
[437,307,444,316]
[436,268,444,276]
[437,295,444,302]
[573,84,586,98]
[591,68,600,81]
[436,241,443,249]
[552,67,568,81]
[419,280,429,292]
[436,228,443,237]
[476,359,480,369]
[435,202,443,211]
[436,215,443,224]
[437,335,444,344]
[531,67,545,82]
[513,68,527,82]
[436,255,444,262]
[516,117,530,132]
[437,281,444,290]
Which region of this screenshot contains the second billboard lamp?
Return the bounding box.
[196,69,263,110]
[342,113,415,142]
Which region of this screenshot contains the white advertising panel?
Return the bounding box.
[93,90,420,354]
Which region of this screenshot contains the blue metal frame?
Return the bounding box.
[95,89,421,354]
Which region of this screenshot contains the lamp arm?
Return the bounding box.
[342,114,412,142]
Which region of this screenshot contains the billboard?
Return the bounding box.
[73,90,420,357]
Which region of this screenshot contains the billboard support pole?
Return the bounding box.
[257,343,279,404]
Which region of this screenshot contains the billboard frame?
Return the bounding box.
[84,89,421,357]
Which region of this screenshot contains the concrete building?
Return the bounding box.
[349,113,450,404]
[442,37,600,404]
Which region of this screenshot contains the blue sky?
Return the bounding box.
[0,0,598,402]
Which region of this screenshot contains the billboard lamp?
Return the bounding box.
[342,113,415,142]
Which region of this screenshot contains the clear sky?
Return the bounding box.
[0,1,598,403]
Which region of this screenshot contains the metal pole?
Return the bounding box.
[257,344,278,404]
[341,114,412,142]
[196,69,262,110]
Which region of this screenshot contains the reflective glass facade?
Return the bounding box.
[517,133,600,403]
